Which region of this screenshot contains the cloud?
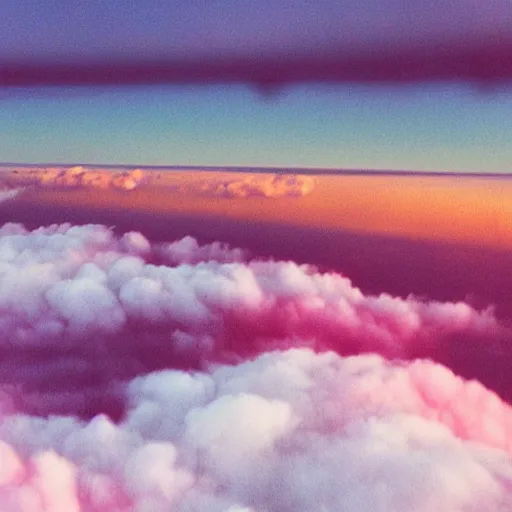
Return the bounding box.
[0,349,511,510]
[158,171,316,199]
[0,222,511,509]
[0,222,507,419]
[8,166,147,191]
[157,236,247,265]
[0,222,499,354]
[197,174,315,198]
[6,167,316,199]
[0,188,22,203]
[1,26,512,88]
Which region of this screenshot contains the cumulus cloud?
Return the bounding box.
[156,171,316,198]
[0,222,511,509]
[0,222,500,356]
[0,349,511,511]
[197,174,315,198]
[6,167,315,199]
[157,236,247,265]
[7,166,147,191]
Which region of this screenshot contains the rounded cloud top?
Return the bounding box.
[0,222,510,510]
[3,166,315,199]
[6,166,147,191]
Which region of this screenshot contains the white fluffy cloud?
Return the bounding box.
[0,222,510,510]
[157,236,247,265]
[0,222,499,359]
[0,349,511,511]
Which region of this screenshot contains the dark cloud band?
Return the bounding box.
[2,38,512,89]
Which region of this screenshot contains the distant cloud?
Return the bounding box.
[0,188,22,203]
[197,174,315,198]
[9,166,147,191]
[157,236,248,264]
[6,167,315,199]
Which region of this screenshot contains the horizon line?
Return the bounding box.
[0,162,511,178]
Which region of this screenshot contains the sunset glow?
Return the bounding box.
[1,0,512,508]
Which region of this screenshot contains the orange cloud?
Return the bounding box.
[197,174,315,198]
[10,166,147,191]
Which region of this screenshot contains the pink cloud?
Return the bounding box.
[0,349,511,510]
[0,223,500,361]
[0,223,510,509]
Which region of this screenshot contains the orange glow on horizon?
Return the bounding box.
[13,172,512,250]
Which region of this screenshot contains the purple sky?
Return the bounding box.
[0,1,511,171]
[1,1,512,84]
[1,1,510,58]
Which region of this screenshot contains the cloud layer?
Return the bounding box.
[0,349,511,511]
[0,222,501,360]
[197,174,315,198]
[6,167,315,199]
[0,222,511,510]
[8,167,147,191]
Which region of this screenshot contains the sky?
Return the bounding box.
[1,85,511,172]
[1,4,512,508]
[1,0,511,63]
[1,0,511,172]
